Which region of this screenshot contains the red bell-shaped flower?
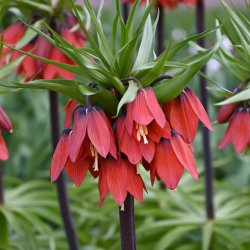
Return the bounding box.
[0,107,13,132]
[68,106,117,166]
[150,131,198,190]
[125,87,167,143]
[163,87,213,144]
[219,107,250,153]
[98,157,146,206]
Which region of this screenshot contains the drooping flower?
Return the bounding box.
[68,106,117,170]
[0,107,13,161]
[163,87,213,144]
[98,157,146,206]
[219,107,250,153]
[150,131,198,189]
[1,14,87,81]
[50,129,91,186]
[125,86,167,141]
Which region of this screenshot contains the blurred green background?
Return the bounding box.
[0,1,250,250]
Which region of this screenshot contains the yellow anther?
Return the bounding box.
[90,143,99,171]
[136,124,149,144]
[120,203,125,211]
[136,163,140,174]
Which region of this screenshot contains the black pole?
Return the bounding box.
[157,5,164,55]
[119,5,137,250]
[119,194,137,250]
[49,91,80,250]
[0,166,4,205]
[196,0,215,220]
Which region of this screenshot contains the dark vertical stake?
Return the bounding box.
[119,194,137,250]
[49,91,80,250]
[196,0,215,220]
[119,4,137,250]
[157,6,164,55]
[0,166,4,205]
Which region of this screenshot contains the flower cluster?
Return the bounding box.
[0,107,13,161]
[122,0,197,9]
[51,85,213,206]
[0,14,86,80]
[218,94,250,153]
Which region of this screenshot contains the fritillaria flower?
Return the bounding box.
[0,107,13,161]
[98,157,146,206]
[163,87,214,144]
[150,131,198,189]
[125,86,168,143]
[219,107,250,153]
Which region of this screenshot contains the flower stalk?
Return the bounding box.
[0,166,4,205]
[49,91,79,250]
[157,5,164,55]
[119,193,137,250]
[196,0,215,220]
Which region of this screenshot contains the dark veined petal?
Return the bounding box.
[184,87,214,131]
[126,162,145,202]
[106,158,128,206]
[153,139,184,190]
[0,134,9,161]
[144,87,166,128]
[217,103,238,124]
[133,90,154,125]
[50,129,71,182]
[169,94,198,144]
[68,107,87,162]
[0,107,13,132]
[65,157,89,186]
[170,132,198,180]
[87,107,111,158]
[64,99,78,128]
[98,161,109,206]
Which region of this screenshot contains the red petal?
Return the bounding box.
[64,99,78,128]
[0,134,9,161]
[2,22,25,45]
[169,94,198,143]
[34,36,53,69]
[138,139,155,163]
[116,117,125,144]
[144,87,166,128]
[107,158,128,205]
[184,88,214,131]
[230,110,250,152]
[217,103,238,124]
[120,128,141,164]
[65,157,89,186]
[0,107,12,132]
[87,108,111,158]
[124,103,134,135]
[218,123,232,150]
[162,101,172,122]
[68,108,87,161]
[133,90,154,125]
[154,140,184,189]
[170,133,198,180]
[98,161,109,206]
[148,120,171,143]
[50,130,70,182]
[126,162,145,202]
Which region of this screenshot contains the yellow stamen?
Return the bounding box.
[90,143,99,171]
[136,163,140,174]
[120,203,125,211]
[136,124,149,144]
